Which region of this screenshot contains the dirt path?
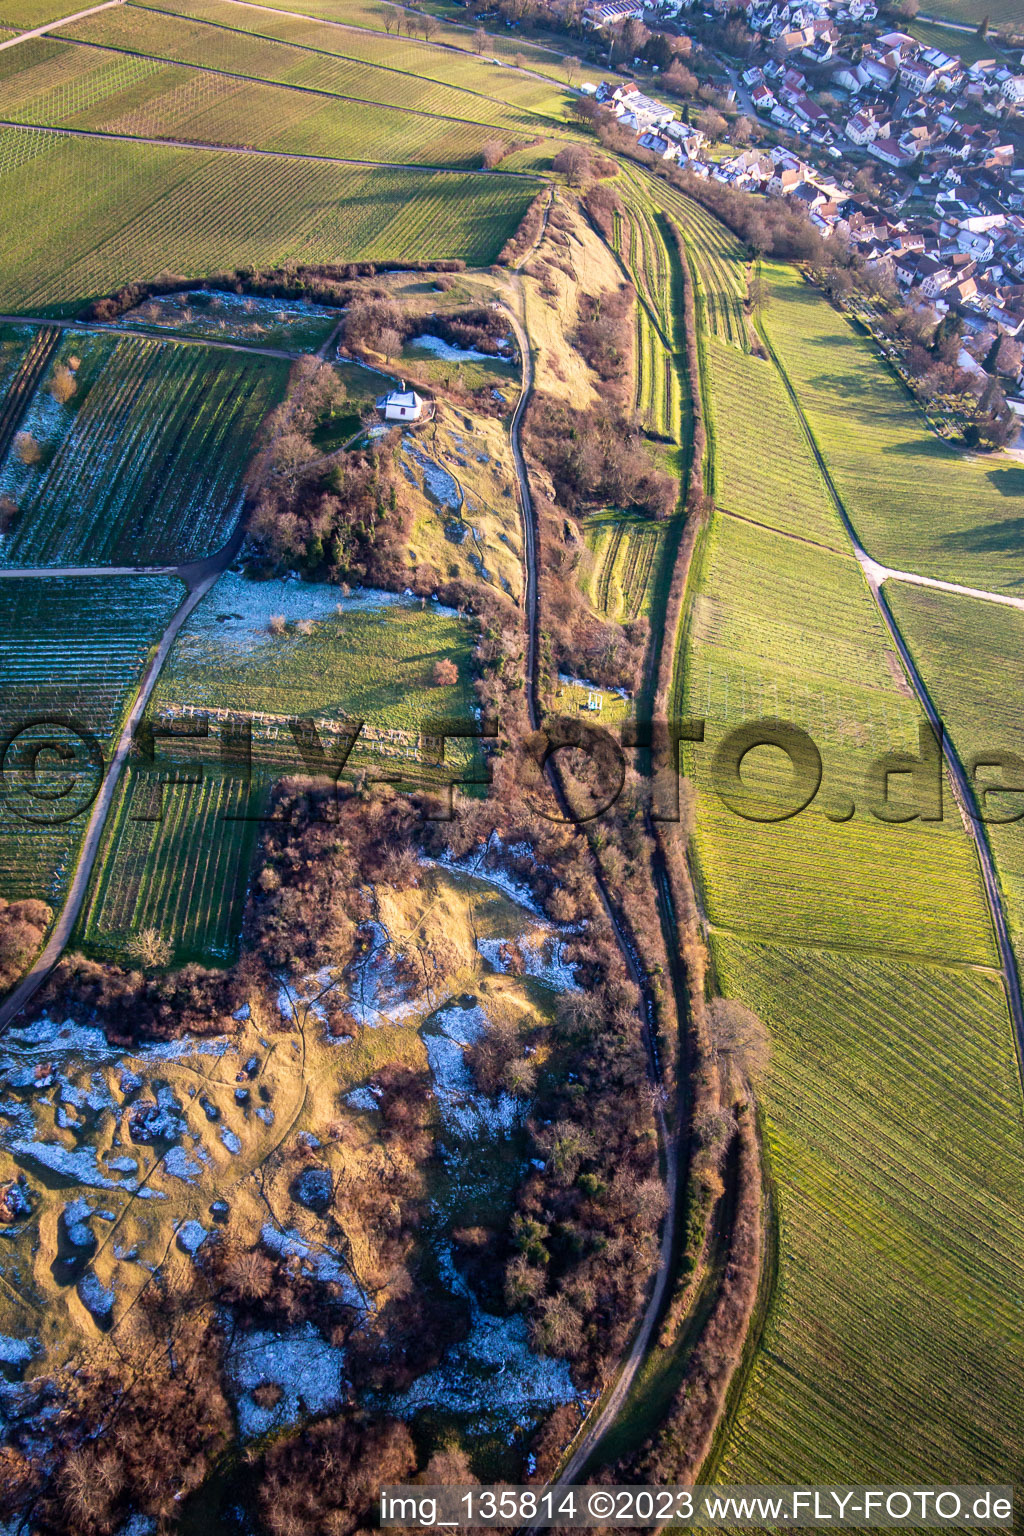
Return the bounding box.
[505,294,682,1504]
[0,117,539,175]
[0,0,121,51]
[0,564,220,1032]
[760,322,1024,1088]
[0,312,304,359]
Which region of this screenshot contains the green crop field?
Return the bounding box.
[153,0,596,94]
[1,38,518,167]
[0,126,540,315]
[712,939,1024,1486]
[61,1,575,123]
[0,332,287,565]
[704,334,844,549]
[762,263,1024,594]
[0,0,75,27]
[0,575,184,903]
[886,582,1024,982]
[150,572,477,733]
[666,187,1024,1489]
[78,765,265,964]
[676,510,996,962]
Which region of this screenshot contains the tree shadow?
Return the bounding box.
[939,516,1024,562]
[986,466,1024,499]
[879,435,956,458]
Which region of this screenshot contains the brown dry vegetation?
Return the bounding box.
[0,897,50,993]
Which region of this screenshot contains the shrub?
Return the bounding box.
[49,364,77,404]
[433,657,459,685]
[14,431,41,466]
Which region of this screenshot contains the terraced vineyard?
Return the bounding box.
[652,181,750,350]
[0,332,287,565]
[0,127,541,315]
[0,576,184,903]
[585,512,667,623]
[78,766,265,964]
[614,193,684,442]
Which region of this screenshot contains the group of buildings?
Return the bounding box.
[580,0,1024,404]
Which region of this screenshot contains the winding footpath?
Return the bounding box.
[504,296,682,1497]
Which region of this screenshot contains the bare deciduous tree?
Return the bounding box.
[709,997,770,1083]
[125,927,172,968]
[14,432,41,466]
[49,364,77,404]
[378,325,403,363]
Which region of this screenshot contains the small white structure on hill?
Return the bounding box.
[377,382,424,422]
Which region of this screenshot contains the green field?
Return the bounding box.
[703,334,844,549]
[0,331,287,565]
[761,263,1024,594]
[886,582,1024,982]
[0,126,540,316]
[0,575,184,903]
[0,0,75,27]
[60,0,575,122]
[149,572,477,733]
[77,764,265,964]
[677,511,996,962]
[152,0,595,98]
[713,939,1024,1486]
[2,34,522,166]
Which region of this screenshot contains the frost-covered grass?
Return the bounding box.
[0,334,288,566]
[226,1321,347,1440]
[151,571,477,734]
[119,289,339,353]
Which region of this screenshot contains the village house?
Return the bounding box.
[376,384,425,423]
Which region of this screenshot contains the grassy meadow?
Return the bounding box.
[149,574,478,733]
[762,263,1024,594]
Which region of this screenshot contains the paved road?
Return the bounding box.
[0,117,539,175]
[0,0,121,51]
[0,568,218,1032]
[857,551,1024,616]
[505,293,681,1498]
